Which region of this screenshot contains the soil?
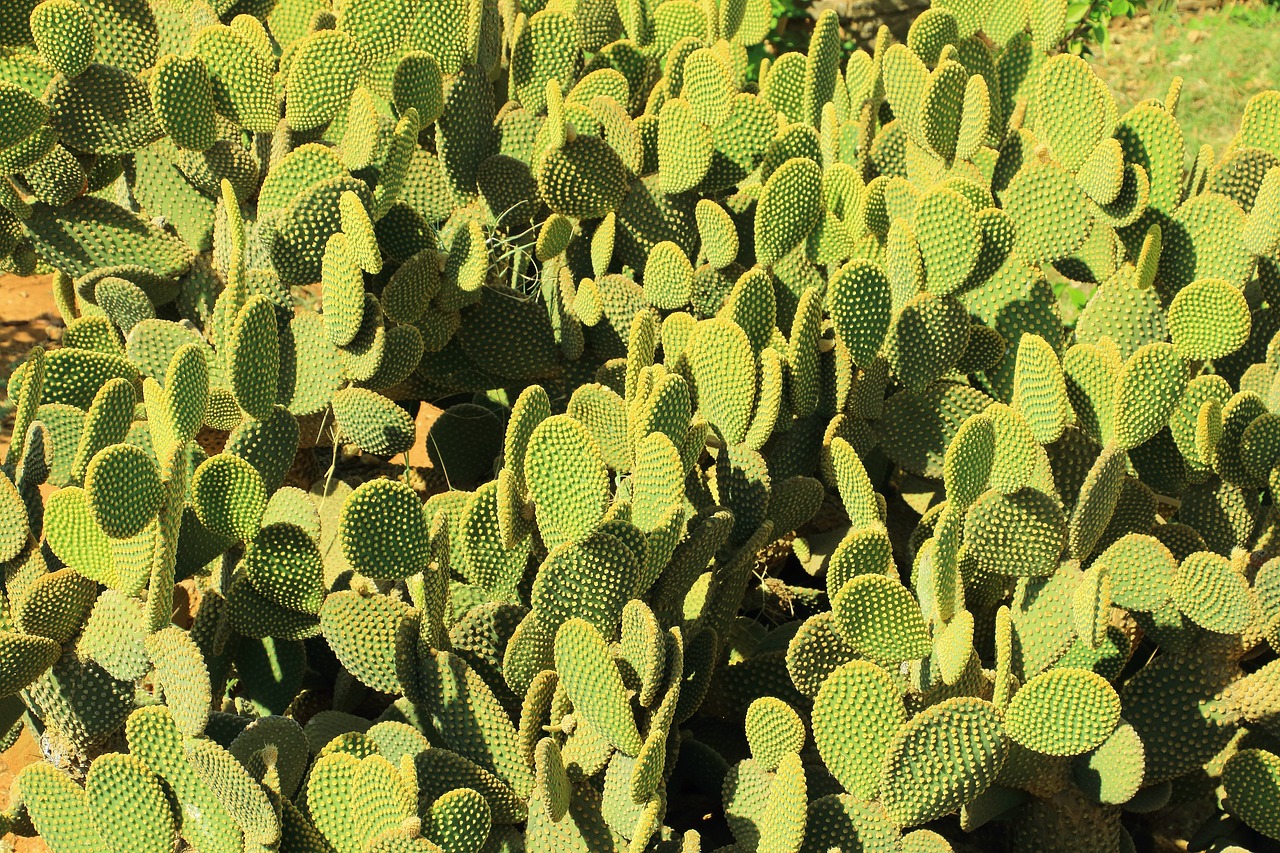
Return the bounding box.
[0,727,48,852]
[0,274,59,464]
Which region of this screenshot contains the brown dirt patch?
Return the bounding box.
[0,727,50,853]
[0,274,60,463]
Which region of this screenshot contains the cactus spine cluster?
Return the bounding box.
[2,0,1280,850]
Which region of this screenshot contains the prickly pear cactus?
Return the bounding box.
[3,0,1280,851]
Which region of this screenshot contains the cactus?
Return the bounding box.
[4,1,1280,850]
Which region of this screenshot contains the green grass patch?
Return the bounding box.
[1088,1,1280,153]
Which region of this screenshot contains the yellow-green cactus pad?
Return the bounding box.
[1012,334,1070,445]
[144,626,212,737]
[150,53,218,152]
[18,763,107,853]
[1172,550,1252,634]
[1223,748,1280,841]
[657,97,712,195]
[228,296,281,421]
[885,292,971,395]
[394,50,445,125]
[85,752,178,853]
[30,0,96,79]
[1033,54,1112,172]
[331,388,417,456]
[813,660,906,801]
[744,697,805,772]
[554,618,643,756]
[285,29,361,132]
[0,469,30,562]
[125,706,243,853]
[1005,667,1121,756]
[537,135,631,220]
[1113,343,1189,451]
[194,25,277,134]
[320,589,418,695]
[339,478,429,580]
[1094,533,1176,612]
[0,631,61,697]
[84,442,162,539]
[524,414,609,550]
[829,256,890,368]
[184,737,280,847]
[963,487,1066,577]
[1167,278,1251,361]
[427,787,492,853]
[1001,160,1093,266]
[15,568,96,644]
[879,697,1007,828]
[754,157,823,265]
[832,574,931,664]
[191,453,265,541]
[1071,719,1145,806]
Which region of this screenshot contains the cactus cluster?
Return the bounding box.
[2,0,1280,850]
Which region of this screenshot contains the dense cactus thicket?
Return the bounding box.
[3,0,1280,850]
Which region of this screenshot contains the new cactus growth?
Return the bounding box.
[2,0,1280,850]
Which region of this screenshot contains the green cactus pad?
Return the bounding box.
[1002,160,1093,265]
[185,737,280,847]
[828,258,892,368]
[755,157,823,265]
[1005,667,1121,756]
[191,453,265,541]
[1167,278,1251,361]
[1071,719,1145,806]
[125,706,243,853]
[538,134,631,220]
[84,442,162,539]
[524,414,610,550]
[194,24,277,134]
[812,660,906,801]
[427,787,492,853]
[30,0,96,79]
[1094,533,1175,612]
[801,794,900,853]
[1223,748,1280,841]
[963,487,1066,577]
[1172,550,1252,634]
[18,763,107,853]
[15,568,97,644]
[286,29,361,132]
[144,626,212,737]
[339,478,429,580]
[321,589,418,695]
[1012,334,1070,445]
[149,53,218,152]
[644,241,694,310]
[331,388,417,456]
[240,523,325,615]
[0,631,61,697]
[832,574,931,664]
[85,752,178,853]
[878,697,1008,828]
[555,618,644,756]
[886,292,971,395]
[0,470,29,563]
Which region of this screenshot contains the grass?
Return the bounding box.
[1087,1,1280,154]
